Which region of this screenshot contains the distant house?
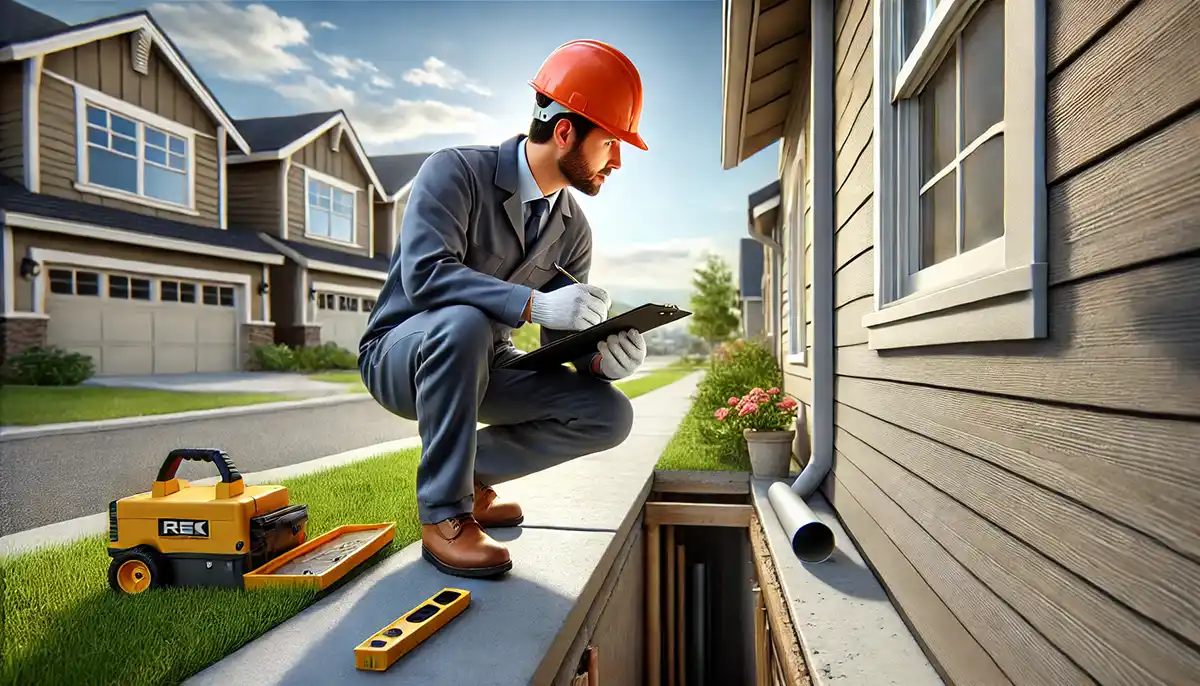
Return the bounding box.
[737,236,764,340]
[0,0,438,371]
[720,0,1200,683]
[0,0,283,375]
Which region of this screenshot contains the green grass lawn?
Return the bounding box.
[0,386,299,427]
[306,370,369,393]
[0,363,697,686]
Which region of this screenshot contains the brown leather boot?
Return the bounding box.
[421,514,512,578]
[473,481,524,528]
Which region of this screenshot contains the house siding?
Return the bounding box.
[37,35,221,226]
[9,229,266,321]
[268,261,301,328]
[372,200,395,259]
[777,52,816,450]
[0,61,24,182]
[286,128,372,255]
[226,161,281,233]
[814,1,1200,685]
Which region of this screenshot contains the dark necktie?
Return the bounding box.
[525,197,548,253]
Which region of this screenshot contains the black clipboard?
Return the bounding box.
[499,303,692,371]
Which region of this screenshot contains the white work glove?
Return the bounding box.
[530,283,611,331]
[597,329,646,380]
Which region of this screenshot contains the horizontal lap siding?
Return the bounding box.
[824,1,1200,685]
[39,36,220,226]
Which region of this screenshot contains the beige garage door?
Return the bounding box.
[315,292,374,353]
[45,266,240,376]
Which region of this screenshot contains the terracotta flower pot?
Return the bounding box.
[743,428,795,478]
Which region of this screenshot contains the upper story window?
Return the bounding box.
[864,0,1046,350]
[78,95,194,213]
[305,169,357,244]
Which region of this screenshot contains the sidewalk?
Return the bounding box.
[184,372,702,686]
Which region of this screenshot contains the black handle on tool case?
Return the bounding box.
[156,448,243,484]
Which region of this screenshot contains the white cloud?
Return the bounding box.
[149,1,310,83]
[403,57,492,97]
[314,51,389,85]
[316,20,338,30]
[148,1,499,147]
[271,75,493,145]
[588,238,735,293]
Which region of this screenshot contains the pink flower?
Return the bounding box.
[777,397,798,411]
[714,408,729,420]
[738,401,758,417]
[766,387,780,395]
[728,397,739,406]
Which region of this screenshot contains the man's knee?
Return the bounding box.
[426,304,494,354]
[585,384,635,451]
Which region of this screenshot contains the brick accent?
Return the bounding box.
[240,322,276,369]
[0,316,49,367]
[276,324,321,348]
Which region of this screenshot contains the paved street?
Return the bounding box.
[0,398,419,537]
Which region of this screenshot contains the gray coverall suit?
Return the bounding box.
[358,134,635,525]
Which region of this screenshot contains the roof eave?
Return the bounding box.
[228,113,386,193]
[0,13,252,155]
[720,0,812,170]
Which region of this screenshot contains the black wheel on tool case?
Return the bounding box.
[108,546,167,594]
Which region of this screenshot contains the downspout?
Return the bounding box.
[768,0,836,564]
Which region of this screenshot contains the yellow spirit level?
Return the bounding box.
[353,587,472,671]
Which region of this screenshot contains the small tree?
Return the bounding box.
[687,253,740,352]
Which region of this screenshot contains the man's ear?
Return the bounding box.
[553,118,574,149]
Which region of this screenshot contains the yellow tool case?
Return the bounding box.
[107,448,392,594]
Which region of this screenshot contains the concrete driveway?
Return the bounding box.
[82,371,354,395]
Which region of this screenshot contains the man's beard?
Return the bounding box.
[558,143,611,196]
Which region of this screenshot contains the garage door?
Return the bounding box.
[45,266,240,376]
[315,292,374,353]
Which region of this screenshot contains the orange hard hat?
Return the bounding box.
[529,39,648,151]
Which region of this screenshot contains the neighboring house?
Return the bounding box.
[0,0,284,376]
[224,111,391,353]
[369,150,432,260]
[723,0,1200,683]
[736,236,764,339]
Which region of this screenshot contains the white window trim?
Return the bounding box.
[785,151,806,365]
[310,281,380,300]
[72,83,198,216]
[302,166,360,247]
[865,0,1047,350]
[28,248,251,327]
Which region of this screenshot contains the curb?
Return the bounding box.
[0,434,428,559]
[0,372,704,558]
[0,393,374,442]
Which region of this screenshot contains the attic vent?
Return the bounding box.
[131,29,152,75]
[330,123,343,152]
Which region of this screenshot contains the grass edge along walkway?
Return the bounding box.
[0,386,302,427]
[0,364,699,686]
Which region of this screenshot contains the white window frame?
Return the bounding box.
[785,151,806,365]
[864,0,1046,350]
[72,86,197,215]
[303,166,359,246]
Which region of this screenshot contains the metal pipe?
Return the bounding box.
[768,481,835,563]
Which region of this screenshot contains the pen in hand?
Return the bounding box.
[553,262,581,283]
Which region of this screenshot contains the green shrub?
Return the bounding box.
[1,346,95,385]
[250,344,297,372]
[690,336,783,462]
[249,342,356,372]
[293,342,357,371]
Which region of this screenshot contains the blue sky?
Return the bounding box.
[26,0,780,305]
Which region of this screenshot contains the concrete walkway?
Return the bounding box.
[184,372,702,686]
[82,371,353,395]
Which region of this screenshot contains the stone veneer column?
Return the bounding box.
[276,324,322,348]
[240,322,276,370]
[0,316,49,367]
